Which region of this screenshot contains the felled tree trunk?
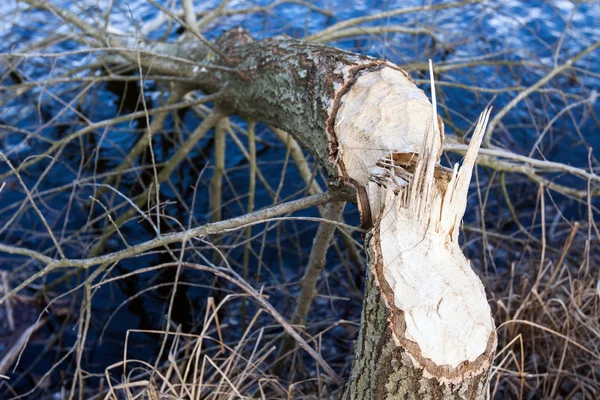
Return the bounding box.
[204,37,494,397]
[134,31,498,399]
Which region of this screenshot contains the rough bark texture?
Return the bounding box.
[143,29,376,179]
[119,30,400,203]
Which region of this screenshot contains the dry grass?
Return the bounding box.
[100,297,288,400]
[489,232,599,398]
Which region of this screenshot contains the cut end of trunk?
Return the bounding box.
[372,182,496,373]
[333,62,496,395]
[331,65,435,188]
[369,110,495,383]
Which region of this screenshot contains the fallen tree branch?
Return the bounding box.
[0,192,336,305]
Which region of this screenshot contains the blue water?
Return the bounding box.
[0,0,599,397]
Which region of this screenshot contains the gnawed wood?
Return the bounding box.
[335,63,496,398]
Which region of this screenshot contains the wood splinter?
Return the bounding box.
[333,61,497,399]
